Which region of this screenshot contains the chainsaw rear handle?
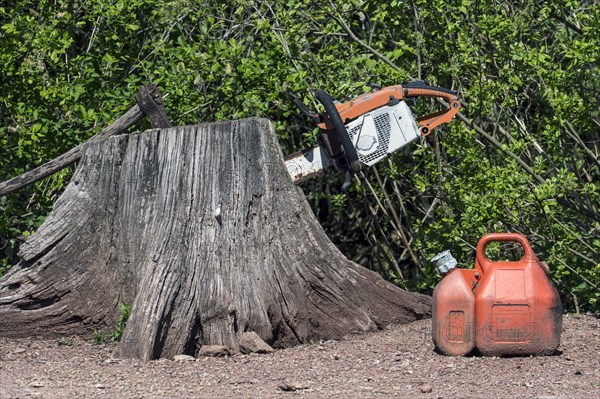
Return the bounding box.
[402,82,461,136]
[315,90,361,173]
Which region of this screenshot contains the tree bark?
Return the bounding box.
[0,118,431,361]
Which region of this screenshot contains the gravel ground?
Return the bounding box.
[1,314,598,399]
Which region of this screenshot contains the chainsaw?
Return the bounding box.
[285,81,461,184]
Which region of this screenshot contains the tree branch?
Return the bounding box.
[0,104,144,197]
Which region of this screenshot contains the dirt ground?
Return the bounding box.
[0,314,598,399]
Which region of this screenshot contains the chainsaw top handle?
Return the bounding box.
[315,89,361,173]
[317,81,461,136]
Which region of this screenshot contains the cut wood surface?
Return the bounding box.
[0,118,430,361]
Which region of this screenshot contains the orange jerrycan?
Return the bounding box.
[474,233,562,356]
[432,251,480,356]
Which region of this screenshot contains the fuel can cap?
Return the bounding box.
[432,250,457,275]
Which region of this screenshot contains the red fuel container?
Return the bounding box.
[474,233,562,356]
[432,268,478,356]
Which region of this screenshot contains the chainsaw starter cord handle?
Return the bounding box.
[315,89,361,173]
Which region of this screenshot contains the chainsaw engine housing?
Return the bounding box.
[345,101,420,166]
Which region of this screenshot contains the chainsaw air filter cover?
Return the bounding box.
[345,101,421,166]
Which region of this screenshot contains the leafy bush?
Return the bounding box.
[1,0,598,312]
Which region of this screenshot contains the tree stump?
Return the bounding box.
[0,118,431,361]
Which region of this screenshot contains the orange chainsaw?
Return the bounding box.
[285,81,461,184]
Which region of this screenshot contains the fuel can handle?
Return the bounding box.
[476,233,535,273]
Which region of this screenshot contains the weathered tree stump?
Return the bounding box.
[0,118,431,361]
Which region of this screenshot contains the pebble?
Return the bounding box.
[278,382,309,391]
[174,354,195,362]
[238,331,274,354]
[420,384,433,393]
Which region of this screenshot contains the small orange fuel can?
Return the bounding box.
[432,266,477,355]
[432,233,562,357]
[432,250,481,356]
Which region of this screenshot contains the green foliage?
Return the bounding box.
[93,302,131,344]
[1,1,598,313]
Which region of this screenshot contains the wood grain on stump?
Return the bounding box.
[0,118,430,361]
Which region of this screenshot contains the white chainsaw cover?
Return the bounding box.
[345,101,421,166]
